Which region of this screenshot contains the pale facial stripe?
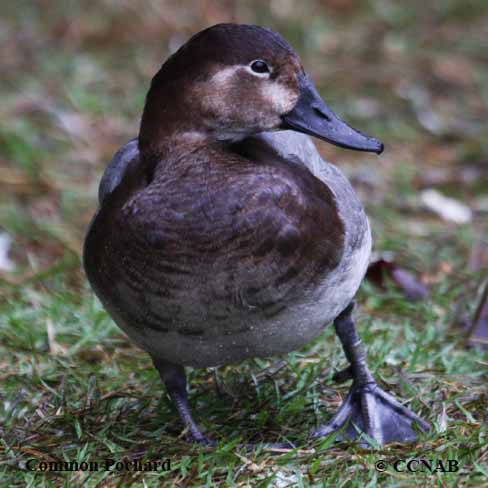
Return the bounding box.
[209,65,297,115]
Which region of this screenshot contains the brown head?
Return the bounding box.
[139,23,383,158]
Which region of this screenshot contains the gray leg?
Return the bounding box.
[152,357,212,445]
[153,357,295,449]
[311,302,430,445]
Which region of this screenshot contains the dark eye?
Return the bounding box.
[250,60,270,74]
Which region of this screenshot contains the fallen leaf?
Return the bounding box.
[421,189,472,224]
[366,257,429,301]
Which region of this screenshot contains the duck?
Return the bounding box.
[83,23,430,446]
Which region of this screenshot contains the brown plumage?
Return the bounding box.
[85,139,345,365]
[84,23,429,446]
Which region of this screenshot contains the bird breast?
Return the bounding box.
[85,144,370,367]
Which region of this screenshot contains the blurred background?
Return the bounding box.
[1,0,486,288]
[1,1,487,485]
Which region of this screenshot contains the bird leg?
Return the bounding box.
[153,358,295,449]
[311,302,430,445]
[152,357,213,445]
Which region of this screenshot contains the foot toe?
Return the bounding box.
[312,383,429,446]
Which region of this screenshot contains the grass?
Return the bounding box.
[1,1,487,486]
[1,268,487,486]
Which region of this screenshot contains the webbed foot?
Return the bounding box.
[312,302,430,446]
[311,381,430,444]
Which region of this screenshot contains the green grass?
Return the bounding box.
[1,0,487,486]
[1,270,487,486]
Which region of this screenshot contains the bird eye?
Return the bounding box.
[250,60,270,75]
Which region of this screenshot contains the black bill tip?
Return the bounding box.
[282,73,385,155]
